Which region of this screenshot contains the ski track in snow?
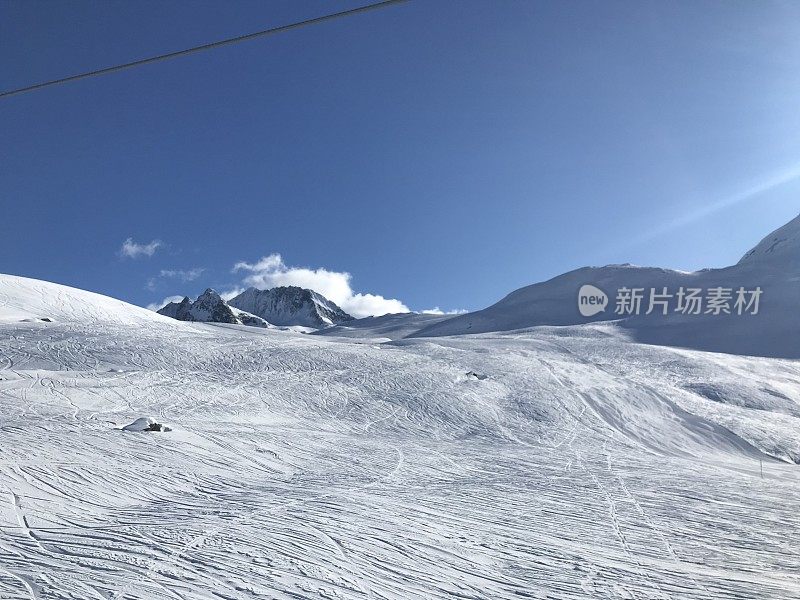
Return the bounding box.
[0,277,798,599]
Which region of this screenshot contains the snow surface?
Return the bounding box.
[314,311,453,340]
[0,273,798,599]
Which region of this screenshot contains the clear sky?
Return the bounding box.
[1,0,799,316]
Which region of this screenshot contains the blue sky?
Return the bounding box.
[1,0,799,316]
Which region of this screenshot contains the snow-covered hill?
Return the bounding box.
[229,286,354,328]
[0,274,178,327]
[413,214,800,358]
[158,288,269,328]
[0,272,798,599]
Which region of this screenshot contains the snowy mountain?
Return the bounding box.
[229,286,354,328]
[158,288,269,328]
[412,214,800,358]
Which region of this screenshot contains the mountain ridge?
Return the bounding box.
[158,288,269,328]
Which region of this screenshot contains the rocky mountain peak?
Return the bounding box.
[228,286,353,328]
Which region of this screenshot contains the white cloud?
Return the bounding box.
[146,295,184,312]
[120,237,162,259]
[220,287,244,301]
[160,268,205,282]
[340,293,409,318]
[232,253,409,318]
[420,307,468,315]
[232,255,283,273]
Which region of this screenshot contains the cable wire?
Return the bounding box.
[0,0,409,99]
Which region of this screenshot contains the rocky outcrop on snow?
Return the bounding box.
[157,289,269,328]
[121,417,172,432]
[229,286,353,328]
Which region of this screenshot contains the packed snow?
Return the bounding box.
[0,272,798,599]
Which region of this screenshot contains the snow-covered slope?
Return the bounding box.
[0,274,179,327]
[0,273,798,599]
[158,288,269,328]
[313,311,453,340]
[738,212,800,266]
[413,214,800,358]
[229,286,353,328]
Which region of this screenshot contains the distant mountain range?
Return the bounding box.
[157,286,354,330]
